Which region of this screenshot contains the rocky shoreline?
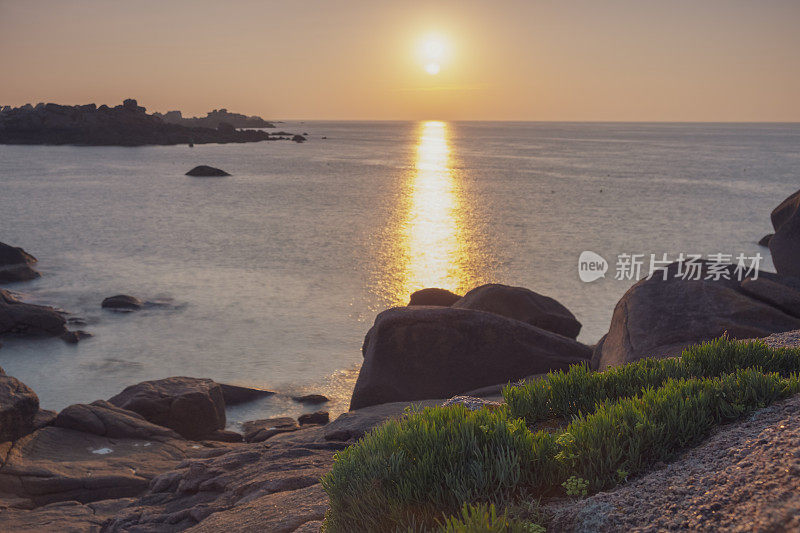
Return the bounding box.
[1,186,800,531]
[0,100,297,146]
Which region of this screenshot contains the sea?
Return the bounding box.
[0,121,797,426]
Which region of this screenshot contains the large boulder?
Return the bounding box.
[770,206,800,278]
[771,188,800,232]
[0,242,39,283]
[350,306,591,410]
[452,283,582,339]
[0,374,39,442]
[0,289,67,337]
[108,377,225,440]
[408,287,461,307]
[594,262,800,369]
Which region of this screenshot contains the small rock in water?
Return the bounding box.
[185,165,230,177]
[102,294,143,311]
[292,134,306,143]
[298,411,329,426]
[61,330,92,344]
[292,393,329,404]
[441,396,504,411]
[219,383,275,405]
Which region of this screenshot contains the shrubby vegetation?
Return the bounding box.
[504,336,800,424]
[322,337,800,532]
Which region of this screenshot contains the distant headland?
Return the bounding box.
[0,99,295,146]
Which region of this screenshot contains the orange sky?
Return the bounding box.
[1,0,799,121]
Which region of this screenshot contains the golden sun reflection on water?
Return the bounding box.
[402,121,463,296]
[371,120,495,308]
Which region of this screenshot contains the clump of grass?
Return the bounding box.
[504,336,800,424]
[436,502,546,533]
[322,337,800,532]
[321,405,560,532]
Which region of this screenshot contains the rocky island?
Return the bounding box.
[152,108,275,129]
[0,100,292,146]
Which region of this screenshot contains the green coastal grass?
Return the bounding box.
[504,336,800,424]
[321,337,800,532]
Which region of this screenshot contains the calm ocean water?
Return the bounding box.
[0,121,797,424]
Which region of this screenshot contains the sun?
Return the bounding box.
[418,34,449,75]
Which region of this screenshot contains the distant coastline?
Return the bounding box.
[0,99,296,146]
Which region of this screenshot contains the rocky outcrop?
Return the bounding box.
[593,262,800,369]
[292,134,306,143]
[102,437,341,532]
[771,189,800,232]
[53,400,180,440]
[770,209,800,278]
[153,108,275,129]
[0,373,39,442]
[0,426,224,506]
[219,383,275,405]
[185,165,231,177]
[452,283,582,338]
[243,417,300,443]
[298,411,329,426]
[0,242,39,283]
[108,377,226,440]
[101,294,143,310]
[768,188,800,278]
[0,100,285,146]
[408,287,462,306]
[0,289,67,337]
[350,306,591,410]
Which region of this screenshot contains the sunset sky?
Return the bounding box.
[2,0,799,121]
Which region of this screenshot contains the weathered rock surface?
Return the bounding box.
[292,394,328,404]
[53,400,181,440]
[350,306,590,409]
[740,276,800,318]
[0,426,213,506]
[0,374,39,442]
[0,242,39,283]
[0,100,282,146]
[243,417,299,443]
[770,204,800,278]
[102,437,342,532]
[547,394,800,532]
[108,377,226,440]
[298,411,329,426]
[0,289,67,337]
[0,498,135,532]
[185,165,231,177]
[452,283,582,339]
[408,287,462,307]
[219,383,275,405]
[441,395,503,411]
[771,188,800,232]
[593,262,800,369]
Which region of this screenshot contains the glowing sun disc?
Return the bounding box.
[425,62,441,75]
